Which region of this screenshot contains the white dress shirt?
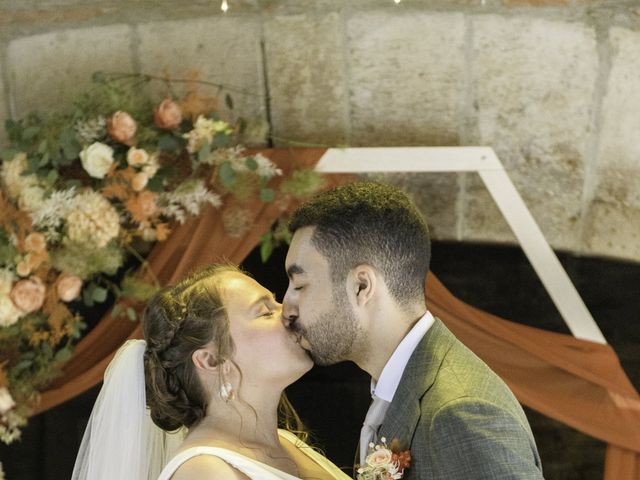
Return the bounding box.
[371,310,435,402]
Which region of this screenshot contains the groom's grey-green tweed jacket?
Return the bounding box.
[378,318,544,479]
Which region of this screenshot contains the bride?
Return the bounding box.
[72,265,350,480]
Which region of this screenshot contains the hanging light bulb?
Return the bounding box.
[394,0,402,3]
[221,0,229,12]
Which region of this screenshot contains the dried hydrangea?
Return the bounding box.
[65,191,120,247]
[0,153,39,201]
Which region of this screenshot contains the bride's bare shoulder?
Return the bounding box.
[171,455,251,480]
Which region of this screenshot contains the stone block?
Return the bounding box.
[363,172,461,240]
[137,17,266,138]
[595,27,640,171]
[7,25,134,117]
[583,170,640,260]
[347,12,466,146]
[263,13,349,146]
[465,15,598,250]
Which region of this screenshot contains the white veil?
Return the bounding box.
[71,340,186,480]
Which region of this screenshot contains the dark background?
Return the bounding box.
[1,241,638,479]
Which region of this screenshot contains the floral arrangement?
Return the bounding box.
[357,437,412,480]
[0,72,323,445]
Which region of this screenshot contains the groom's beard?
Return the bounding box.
[291,296,360,366]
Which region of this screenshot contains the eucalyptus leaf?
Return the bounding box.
[219,161,236,187]
[260,232,274,263]
[54,348,72,363]
[212,132,231,148]
[46,169,59,183]
[22,126,41,141]
[245,156,258,171]
[92,286,108,303]
[260,188,276,202]
[2,149,18,162]
[126,307,137,321]
[198,139,211,164]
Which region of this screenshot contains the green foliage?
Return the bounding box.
[50,242,124,279]
[119,275,160,302]
[280,169,326,198]
[0,228,18,265]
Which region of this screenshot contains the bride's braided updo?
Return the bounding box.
[142,265,238,431]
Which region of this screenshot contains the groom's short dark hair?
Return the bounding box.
[289,181,431,307]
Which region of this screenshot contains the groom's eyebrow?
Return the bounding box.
[286,264,305,279]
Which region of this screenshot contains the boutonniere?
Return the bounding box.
[357,437,412,480]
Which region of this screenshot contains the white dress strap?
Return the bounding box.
[156,445,301,480]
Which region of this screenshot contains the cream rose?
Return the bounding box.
[57,274,82,302]
[0,269,15,297]
[142,153,160,178]
[10,276,46,314]
[366,448,393,468]
[0,387,16,414]
[0,296,23,327]
[108,111,137,145]
[127,147,150,168]
[154,99,183,129]
[80,142,114,179]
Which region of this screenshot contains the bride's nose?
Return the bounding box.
[281,297,298,329]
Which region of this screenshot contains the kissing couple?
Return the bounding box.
[73,182,544,480]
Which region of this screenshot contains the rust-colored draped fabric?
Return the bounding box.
[34,149,639,479]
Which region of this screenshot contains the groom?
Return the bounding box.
[282,181,544,479]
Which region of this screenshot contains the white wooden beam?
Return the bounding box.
[315,147,607,345]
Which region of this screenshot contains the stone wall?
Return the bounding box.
[1,0,639,262]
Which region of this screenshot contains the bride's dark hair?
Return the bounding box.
[142,264,308,441]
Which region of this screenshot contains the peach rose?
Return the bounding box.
[131,172,149,192]
[24,232,47,253]
[366,448,393,468]
[57,274,82,302]
[10,276,45,313]
[16,259,31,277]
[154,99,183,129]
[137,191,158,217]
[107,111,137,145]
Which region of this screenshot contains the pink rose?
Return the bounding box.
[366,448,393,468]
[10,276,45,313]
[154,99,183,129]
[57,274,82,302]
[108,111,137,145]
[24,232,46,253]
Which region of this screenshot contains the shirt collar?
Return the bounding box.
[371,310,435,402]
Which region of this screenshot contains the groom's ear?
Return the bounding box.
[351,264,377,307]
[192,347,220,373]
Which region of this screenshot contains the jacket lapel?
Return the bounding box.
[379,318,453,449]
